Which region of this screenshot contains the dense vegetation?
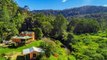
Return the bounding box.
[0,0,107,60]
[32,6,107,17]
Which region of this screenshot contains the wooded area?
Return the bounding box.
[0,0,107,60]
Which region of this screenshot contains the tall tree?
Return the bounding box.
[52,14,68,38]
[73,18,99,34]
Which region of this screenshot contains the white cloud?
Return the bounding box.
[103,5,107,7]
[62,0,67,3]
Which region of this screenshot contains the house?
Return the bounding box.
[20,31,35,41]
[11,31,35,46]
[11,36,32,44]
[22,47,44,60]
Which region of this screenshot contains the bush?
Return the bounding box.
[73,19,99,34]
[68,55,76,60]
[33,28,43,39]
[101,51,107,59]
[92,54,104,60]
[16,55,25,60]
[40,39,57,57]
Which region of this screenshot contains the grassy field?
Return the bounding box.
[0,40,43,54]
[0,40,43,60]
[0,39,70,60]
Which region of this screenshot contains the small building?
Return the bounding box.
[22,47,44,60]
[11,36,32,44]
[11,31,35,46]
[20,31,35,40]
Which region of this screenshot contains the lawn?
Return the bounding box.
[0,40,43,59]
[0,38,70,60]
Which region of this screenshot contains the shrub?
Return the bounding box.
[33,28,43,39]
[92,54,104,60]
[73,19,99,34]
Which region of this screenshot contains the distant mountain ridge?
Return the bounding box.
[32,6,107,17]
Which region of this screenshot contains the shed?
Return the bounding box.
[22,47,44,60]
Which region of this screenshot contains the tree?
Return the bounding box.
[73,18,99,34]
[41,22,53,36]
[52,14,68,39]
[0,4,10,22]
[40,39,57,57]
[67,18,80,32]
[12,11,25,30]
[20,17,33,31]
[0,0,19,40]
[33,28,43,39]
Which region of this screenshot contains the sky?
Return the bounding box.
[15,0,107,10]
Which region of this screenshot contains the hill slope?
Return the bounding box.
[32,6,107,17]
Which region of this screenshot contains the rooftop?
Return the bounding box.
[21,31,34,34]
[23,47,44,55]
[12,36,31,39]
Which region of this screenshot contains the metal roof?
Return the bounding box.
[21,31,34,34]
[12,36,31,39]
[23,47,44,55]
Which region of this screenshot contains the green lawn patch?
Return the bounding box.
[0,40,43,55]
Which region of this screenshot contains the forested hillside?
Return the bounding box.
[0,0,30,40]
[0,0,107,60]
[32,6,107,17]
